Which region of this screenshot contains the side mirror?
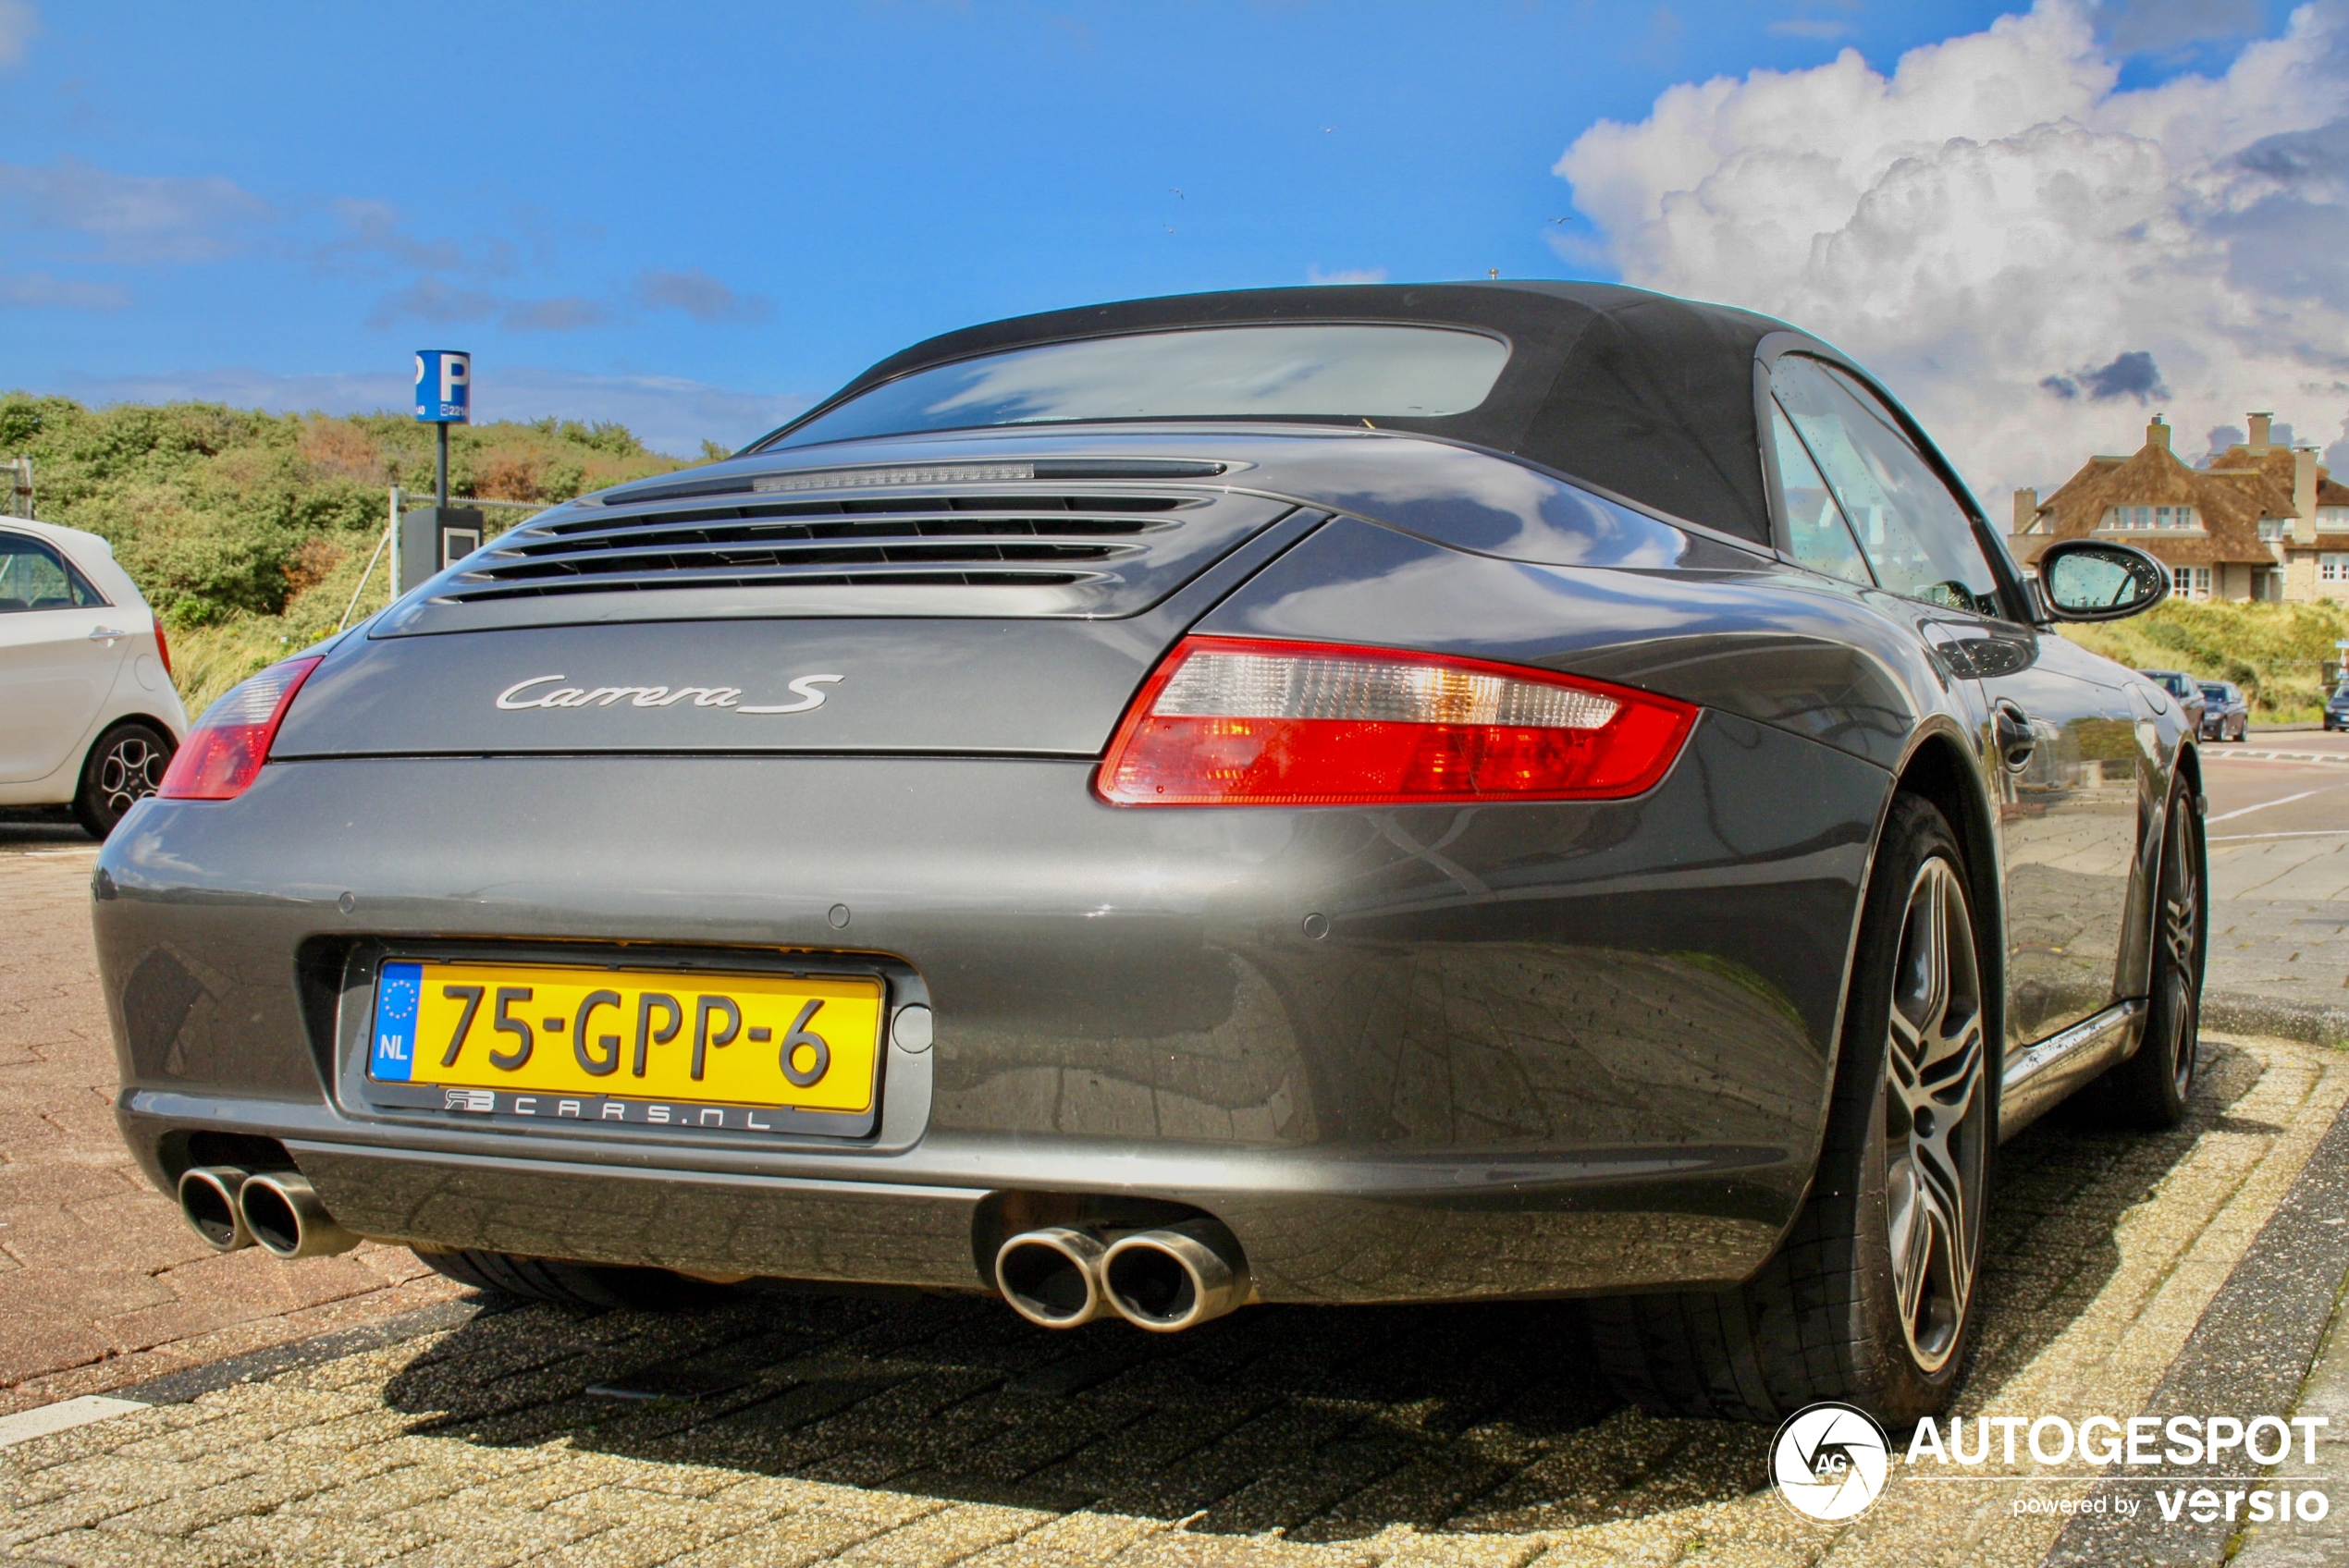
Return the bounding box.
[2035,538,2170,622]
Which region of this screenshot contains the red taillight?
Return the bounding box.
[1097,637,1697,806]
[158,655,322,801]
[152,619,173,680]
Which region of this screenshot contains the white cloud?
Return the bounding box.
[2096,0,2264,55]
[0,271,128,310]
[1307,264,1389,284]
[502,296,611,333]
[0,156,271,263]
[32,365,809,458]
[0,1,36,69]
[363,276,498,327]
[633,266,770,324]
[1554,0,2349,503]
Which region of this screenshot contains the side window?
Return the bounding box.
[0,534,102,613]
[1765,397,1873,587]
[1771,356,2005,618]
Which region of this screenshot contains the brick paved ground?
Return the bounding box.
[3,1031,2340,1567]
[0,840,461,1418]
[6,793,2348,1563]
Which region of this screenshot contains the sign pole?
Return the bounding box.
[403,349,475,594]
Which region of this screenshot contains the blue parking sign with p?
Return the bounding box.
[413,350,471,423]
[371,961,422,1082]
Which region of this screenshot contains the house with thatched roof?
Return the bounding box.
[2010,412,2349,603]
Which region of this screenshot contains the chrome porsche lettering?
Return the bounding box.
[495,674,835,714]
[739,674,843,715]
[496,674,566,708]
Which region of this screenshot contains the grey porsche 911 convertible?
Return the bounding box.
[98,281,2199,1427]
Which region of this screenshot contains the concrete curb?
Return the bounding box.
[2204,990,2349,1048]
[2047,1081,2349,1564]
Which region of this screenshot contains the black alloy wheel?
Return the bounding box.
[73,721,175,840]
[2081,781,2205,1128]
[1587,794,1991,1424]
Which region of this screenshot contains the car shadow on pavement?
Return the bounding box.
[1961,1037,2263,1399]
[375,1042,2260,1542]
[0,806,94,850]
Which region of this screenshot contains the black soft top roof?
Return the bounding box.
[781,280,1817,546]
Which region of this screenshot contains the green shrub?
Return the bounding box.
[0,393,704,709]
[2060,599,2349,722]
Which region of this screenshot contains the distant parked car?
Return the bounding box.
[2139,669,2208,740]
[2328,682,2349,733]
[0,519,188,838]
[2196,681,2248,742]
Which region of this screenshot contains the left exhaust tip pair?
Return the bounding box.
[177,1166,361,1259]
[995,1218,1249,1332]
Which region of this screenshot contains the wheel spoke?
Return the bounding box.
[1895,1176,1937,1323]
[1912,877,1949,1036]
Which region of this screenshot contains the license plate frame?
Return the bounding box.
[338,942,916,1142]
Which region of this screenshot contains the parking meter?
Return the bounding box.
[399,506,486,592]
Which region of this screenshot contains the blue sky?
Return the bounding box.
[0,1,2302,454]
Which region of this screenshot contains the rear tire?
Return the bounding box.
[2077,779,2204,1129]
[73,720,174,839]
[415,1248,733,1310]
[1586,795,1992,1426]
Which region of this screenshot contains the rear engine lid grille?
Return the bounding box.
[463,494,1185,600]
[377,485,1294,635]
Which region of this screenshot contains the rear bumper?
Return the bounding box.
[97,715,1886,1302]
[111,1100,1795,1301]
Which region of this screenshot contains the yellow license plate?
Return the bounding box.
[366,960,883,1120]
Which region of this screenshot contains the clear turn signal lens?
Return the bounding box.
[1097,637,1697,806]
[158,655,323,801]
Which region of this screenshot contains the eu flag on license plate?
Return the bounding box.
[372,962,422,1082]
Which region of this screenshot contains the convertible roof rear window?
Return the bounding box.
[771,325,1510,449]
[758,282,1845,545]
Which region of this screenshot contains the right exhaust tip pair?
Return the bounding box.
[996,1218,1250,1332]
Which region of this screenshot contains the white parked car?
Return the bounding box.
[0,518,187,838]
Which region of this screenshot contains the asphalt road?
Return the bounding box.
[2202,733,2349,840]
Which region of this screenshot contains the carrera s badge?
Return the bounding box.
[495,674,842,715]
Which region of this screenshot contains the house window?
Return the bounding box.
[2321,554,2349,582]
[2319,506,2349,527]
[2260,518,2290,541]
[2169,565,2212,599]
[2105,505,2203,531]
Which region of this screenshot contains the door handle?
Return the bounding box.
[1994,700,2035,769]
[87,626,129,642]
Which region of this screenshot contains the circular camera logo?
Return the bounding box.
[1771,1402,1892,1522]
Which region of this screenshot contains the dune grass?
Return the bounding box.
[2058,598,2349,723]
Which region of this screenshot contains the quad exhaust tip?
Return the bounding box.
[238,1171,362,1259]
[178,1166,362,1260]
[1101,1219,1250,1332]
[995,1226,1110,1328]
[994,1217,1249,1333]
[177,1166,252,1253]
